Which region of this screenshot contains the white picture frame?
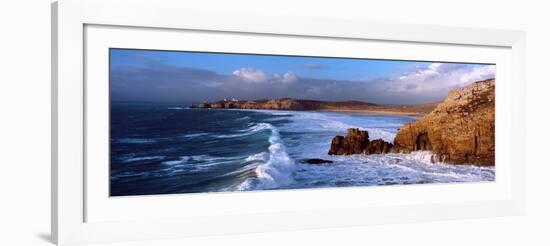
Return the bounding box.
[52,0,526,245]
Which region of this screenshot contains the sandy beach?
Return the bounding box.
[317,102,440,116]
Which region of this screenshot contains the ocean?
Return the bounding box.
[110,102,495,196]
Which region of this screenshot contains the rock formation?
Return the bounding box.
[393,78,495,165]
[299,158,334,164]
[328,128,395,155]
[327,78,495,166]
[328,128,370,155]
[364,139,394,155]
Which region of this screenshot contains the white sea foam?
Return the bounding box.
[115,138,156,144]
[162,156,190,166]
[181,133,209,138]
[167,107,184,110]
[122,156,165,163]
[245,152,269,162]
[236,123,296,190]
[161,155,244,174]
[214,122,273,138]
[162,155,242,166]
[111,171,148,180]
[240,110,494,188]
[153,109,493,192]
[257,110,407,143]
[289,151,494,188]
[218,152,268,181]
[240,109,403,142]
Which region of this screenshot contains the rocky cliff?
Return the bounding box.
[392,78,495,165]
[327,78,495,166]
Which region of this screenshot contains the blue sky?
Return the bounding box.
[111,49,425,81]
[110,49,495,104]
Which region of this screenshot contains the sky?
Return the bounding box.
[110,49,496,105]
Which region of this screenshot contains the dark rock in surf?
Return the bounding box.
[328,136,345,155]
[299,158,334,164]
[364,139,394,155]
[328,128,370,155]
[328,129,394,155]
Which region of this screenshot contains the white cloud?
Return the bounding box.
[459,65,496,84]
[281,72,298,83]
[232,68,268,82]
[114,60,494,105]
[384,63,495,93]
[235,68,298,84]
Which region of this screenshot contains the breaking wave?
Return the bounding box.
[235,123,296,190]
[214,123,274,138]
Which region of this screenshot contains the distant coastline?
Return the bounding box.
[189,98,439,116]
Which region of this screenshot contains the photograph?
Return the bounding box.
[109,48,496,196]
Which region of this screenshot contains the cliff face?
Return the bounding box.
[263,98,308,110]
[393,79,495,165]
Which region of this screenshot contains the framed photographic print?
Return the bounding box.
[108,48,497,196]
[52,0,526,245]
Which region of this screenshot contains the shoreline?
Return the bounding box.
[188,107,427,117]
[317,108,426,117]
[190,98,439,117]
